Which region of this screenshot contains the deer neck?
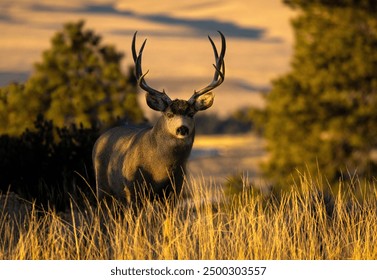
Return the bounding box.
[149,118,194,163]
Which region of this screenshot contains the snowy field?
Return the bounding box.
[189,133,268,185]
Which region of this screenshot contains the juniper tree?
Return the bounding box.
[264,0,377,185]
[0,20,144,135]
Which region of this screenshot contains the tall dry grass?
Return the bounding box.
[1,174,377,260]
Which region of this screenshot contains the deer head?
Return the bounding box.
[132,31,226,140]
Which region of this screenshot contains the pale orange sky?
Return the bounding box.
[0,0,295,117]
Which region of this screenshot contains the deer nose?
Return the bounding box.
[176,125,189,137]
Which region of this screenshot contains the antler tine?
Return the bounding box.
[132,32,167,96]
[208,31,226,81]
[132,31,139,62]
[189,31,226,102]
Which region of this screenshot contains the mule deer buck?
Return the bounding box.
[92,31,226,204]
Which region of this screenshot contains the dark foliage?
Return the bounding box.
[0,115,99,211]
[0,21,144,136]
[195,112,253,135]
[0,21,147,210]
[264,1,377,186]
[284,0,377,11]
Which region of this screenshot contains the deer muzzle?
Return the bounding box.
[176,125,189,137]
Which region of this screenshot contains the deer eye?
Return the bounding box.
[166,112,174,118]
[188,112,195,118]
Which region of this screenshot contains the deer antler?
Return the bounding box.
[132,32,171,100]
[188,31,226,104]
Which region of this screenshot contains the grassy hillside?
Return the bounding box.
[1,174,376,260]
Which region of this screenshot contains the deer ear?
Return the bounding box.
[146,92,171,111]
[193,92,215,111]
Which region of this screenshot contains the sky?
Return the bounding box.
[0,0,295,117]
